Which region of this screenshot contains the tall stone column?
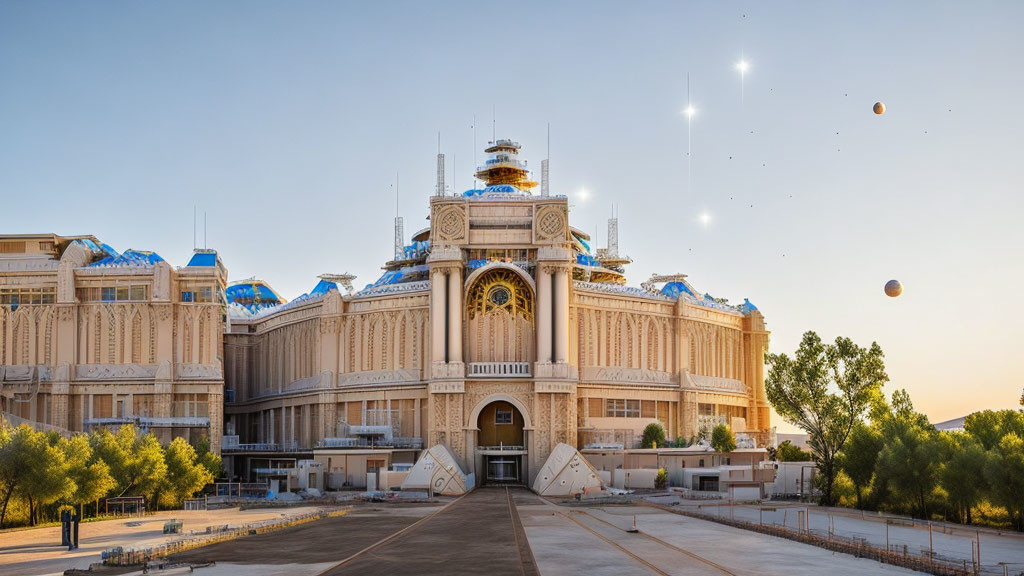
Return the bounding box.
[553,267,569,363]
[447,267,462,364]
[430,269,446,364]
[427,245,464,380]
[536,268,552,364]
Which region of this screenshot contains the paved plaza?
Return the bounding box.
[7,491,1024,575]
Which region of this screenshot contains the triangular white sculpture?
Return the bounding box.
[400,444,470,495]
[532,443,605,496]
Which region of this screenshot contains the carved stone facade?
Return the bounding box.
[0,235,227,452]
[1,143,770,488]
[220,147,770,485]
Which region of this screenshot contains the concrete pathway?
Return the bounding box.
[518,501,927,576]
[323,487,539,576]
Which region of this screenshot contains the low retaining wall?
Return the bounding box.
[101,507,350,566]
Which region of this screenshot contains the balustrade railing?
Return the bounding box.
[467,362,531,377]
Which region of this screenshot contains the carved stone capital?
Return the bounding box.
[533,361,577,380]
[427,245,464,265]
[430,361,465,380]
[536,246,573,262]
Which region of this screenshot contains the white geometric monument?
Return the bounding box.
[401,444,471,495]
[532,443,605,496]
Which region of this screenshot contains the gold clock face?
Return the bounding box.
[489,286,511,306]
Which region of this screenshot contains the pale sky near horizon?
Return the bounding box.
[2,1,1022,431]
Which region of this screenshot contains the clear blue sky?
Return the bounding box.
[2,1,1022,426]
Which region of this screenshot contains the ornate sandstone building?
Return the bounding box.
[219,139,771,487]
[0,140,769,487]
[0,236,226,451]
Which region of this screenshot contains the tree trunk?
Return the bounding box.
[28,495,34,527]
[855,486,862,510]
[0,486,14,526]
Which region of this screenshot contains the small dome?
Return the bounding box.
[226,279,286,311]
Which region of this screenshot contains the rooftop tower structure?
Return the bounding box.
[474,139,538,191]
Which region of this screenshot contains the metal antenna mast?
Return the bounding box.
[472,114,478,188]
[436,132,445,197]
[393,172,404,260]
[541,123,550,197]
[608,204,619,258]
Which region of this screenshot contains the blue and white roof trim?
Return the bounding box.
[660,281,695,298]
[402,240,430,260]
[186,249,219,267]
[88,249,164,268]
[365,264,430,290]
[462,184,529,197]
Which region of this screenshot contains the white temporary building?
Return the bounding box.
[532,443,605,496]
[400,444,471,495]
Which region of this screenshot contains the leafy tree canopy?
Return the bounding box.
[765,331,888,506]
[711,424,737,454]
[641,423,667,449]
[777,440,813,462]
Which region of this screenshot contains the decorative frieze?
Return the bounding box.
[429,380,465,394]
[354,281,431,299]
[338,369,421,387]
[684,372,748,394]
[75,363,157,380]
[176,362,223,380]
[580,365,674,386]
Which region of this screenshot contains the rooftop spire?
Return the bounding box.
[393,172,404,260]
[474,139,538,190]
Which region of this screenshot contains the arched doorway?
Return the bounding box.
[476,400,527,484]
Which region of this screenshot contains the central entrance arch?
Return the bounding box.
[468,394,532,485]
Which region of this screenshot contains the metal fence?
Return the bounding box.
[652,502,1024,576]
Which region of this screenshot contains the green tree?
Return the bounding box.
[61,433,115,517]
[940,432,987,524]
[654,468,668,490]
[777,440,813,462]
[157,438,214,508]
[21,433,73,525]
[0,425,36,526]
[710,424,736,454]
[874,392,946,518]
[765,331,888,506]
[965,410,1024,451]
[984,433,1024,530]
[641,423,666,449]
[90,425,167,502]
[194,436,223,479]
[838,422,882,509]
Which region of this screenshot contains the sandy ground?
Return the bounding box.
[0,505,323,576]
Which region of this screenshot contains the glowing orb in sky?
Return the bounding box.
[736,60,750,73]
[699,212,712,226]
[884,279,903,297]
[683,105,696,118]
[873,101,886,115]
[577,187,590,202]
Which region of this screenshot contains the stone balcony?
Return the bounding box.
[467,362,531,378]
